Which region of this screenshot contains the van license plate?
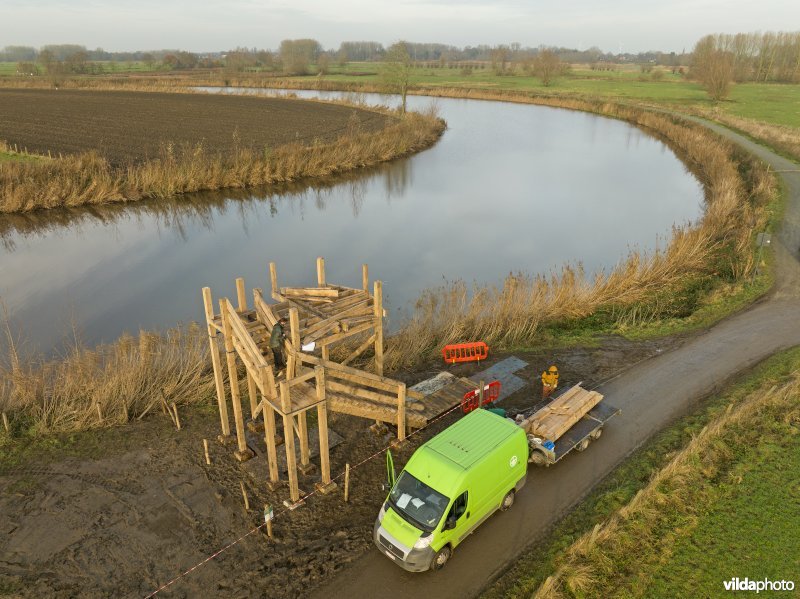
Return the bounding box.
[385,550,395,560]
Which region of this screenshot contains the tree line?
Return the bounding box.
[692,32,800,84]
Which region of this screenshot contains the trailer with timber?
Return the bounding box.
[511,382,620,467]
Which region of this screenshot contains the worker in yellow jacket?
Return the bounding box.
[541,365,559,399]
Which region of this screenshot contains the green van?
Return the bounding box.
[373,409,528,572]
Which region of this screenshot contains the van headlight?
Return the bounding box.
[378,502,387,520]
[413,535,432,549]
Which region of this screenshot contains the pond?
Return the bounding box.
[0,90,703,354]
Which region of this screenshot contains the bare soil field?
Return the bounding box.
[0,89,389,166]
[0,338,674,598]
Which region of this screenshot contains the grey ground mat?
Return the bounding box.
[473,356,530,402]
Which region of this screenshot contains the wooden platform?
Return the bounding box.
[416,377,478,421]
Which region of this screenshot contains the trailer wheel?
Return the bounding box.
[500,490,515,511]
[530,450,548,467]
[430,545,451,571]
[590,428,603,441]
[576,438,590,452]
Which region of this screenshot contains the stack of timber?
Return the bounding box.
[524,384,603,441]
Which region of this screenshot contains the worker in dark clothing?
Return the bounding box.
[270,316,288,373]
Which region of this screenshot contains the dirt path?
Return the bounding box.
[309,122,800,597]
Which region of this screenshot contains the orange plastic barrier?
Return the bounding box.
[442,342,489,364]
[461,380,502,413]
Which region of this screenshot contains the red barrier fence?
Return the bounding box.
[461,380,502,413]
[442,342,489,364]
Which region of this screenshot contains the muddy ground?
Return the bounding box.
[0,335,678,598]
[0,89,389,166]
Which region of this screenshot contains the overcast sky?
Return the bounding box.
[2,0,799,54]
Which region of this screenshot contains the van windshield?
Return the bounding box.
[388,471,450,533]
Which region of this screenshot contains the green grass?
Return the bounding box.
[304,62,800,128]
[644,434,800,598]
[0,150,41,162]
[483,346,800,599]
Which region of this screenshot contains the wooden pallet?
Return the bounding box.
[525,384,604,441]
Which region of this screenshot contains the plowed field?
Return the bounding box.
[0,89,389,166]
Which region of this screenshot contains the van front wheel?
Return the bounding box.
[500,490,515,511]
[430,546,451,571]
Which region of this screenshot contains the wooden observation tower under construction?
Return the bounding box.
[202,258,431,503]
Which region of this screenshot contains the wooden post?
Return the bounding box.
[315,367,333,488]
[397,383,406,441]
[202,287,230,439]
[287,307,300,379]
[221,299,253,462]
[265,504,273,538]
[316,257,326,287]
[297,411,311,473]
[344,463,351,503]
[280,381,300,502]
[269,262,278,298]
[362,264,369,292]
[262,396,280,486]
[203,439,211,465]
[236,277,247,312]
[373,280,384,376]
[96,403,103,423]
[479,379,485,407]
[240,481,250,511]
[171,402,181,431]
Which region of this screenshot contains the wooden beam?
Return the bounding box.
[318,321,374,347]
[280,381,300,502]
[316,367,331,486]
[341,334,377,366]
[253,290,278,327]
[317,256,326,287]
[220,298,251,460]
[281,287,340,298]
[301,299,371,342]
[362,264,369,292]
[297,353,403,392]
[202,287,230,438]
[261,391,280,485]
[374,280,384,376]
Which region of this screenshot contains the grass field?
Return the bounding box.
[292,63,800,128]
[484,346,800,599]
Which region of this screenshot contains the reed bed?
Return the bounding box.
[0,325,213,433]
[0,106,445,213]
[530,370,800,598]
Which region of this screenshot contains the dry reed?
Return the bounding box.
[531,372,800,598]
[0,325,213,433]
[0,105,445,214]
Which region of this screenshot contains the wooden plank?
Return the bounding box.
[226,303,266,372]
[526,385,604,440]
[362,264,368,291]
[302,320,342,345]
[327,380,423,412]
[281,287,340,298]
[327,392,426,428]
[298,354,407,393]
[301,299,372,341]
[327,291,371,311]
[236,278,247,312]
[298,411,310,468]
[269,262,278,297]
[282,296,328,320]
[397,384,406,441]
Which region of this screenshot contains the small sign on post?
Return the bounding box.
[264,504,274,538]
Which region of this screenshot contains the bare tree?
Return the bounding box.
[692,36,735,100]
[533,49,562,86]
[317,53,331,75]
[381,41,412,113]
